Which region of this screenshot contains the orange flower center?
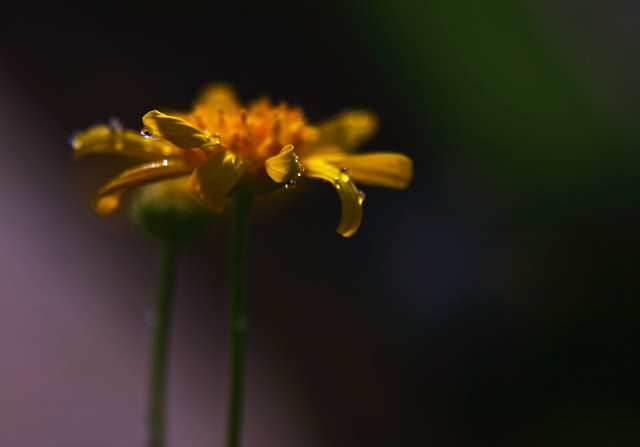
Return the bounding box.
[184,98,317,174]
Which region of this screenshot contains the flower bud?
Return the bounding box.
[131,178,210,244]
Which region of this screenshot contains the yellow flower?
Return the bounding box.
[72,83,413,237]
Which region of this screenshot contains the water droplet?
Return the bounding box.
[299,164,306,173]
[339,168,350,182]
[141,127,153,138]
[293,108,304,120]
[285,179,296,190]
[359,190,366,200]
[212,133,221,145]
[334,178,341,189]
[340,167,350,174]
[67,129,82,148]
[349,110,369,127]
[109,116,123,132]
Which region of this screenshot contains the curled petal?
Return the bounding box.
[142,110,212,149]
[319,153,413,189]
[303,159,363,237]
[305,109,379,156]
[71,125,180,160]
[265,145,301,183]
[91,159,192,216]
[188,149,250,213]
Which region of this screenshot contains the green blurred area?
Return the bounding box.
[346,0,640,216]
[339,3,640,444]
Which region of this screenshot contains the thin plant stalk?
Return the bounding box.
[147,241,179,447]
[225,194,253,447]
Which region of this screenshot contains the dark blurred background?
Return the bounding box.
[1,0,639,446]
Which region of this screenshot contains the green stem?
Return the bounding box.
[225,194,253,447]
[147,241,179,447]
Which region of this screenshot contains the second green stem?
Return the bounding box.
[147,241,179,447]
[225,194,253,447]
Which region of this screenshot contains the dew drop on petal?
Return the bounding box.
[68,137,80,149]
[212,133,221,145]
[109,116,123,132]
[358,189,366,204]
[299,164,306,173]
[349,110,368,127]
[141,127,153,138]
[67,129,82,148]
[285,179,296,190]
[340,167,350,174]
[293,108,304,120]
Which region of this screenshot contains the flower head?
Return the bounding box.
[72,83,413,236]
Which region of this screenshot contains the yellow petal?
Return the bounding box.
[264,145,301,183]
[91,159,192,216]
[193,82,240,112]
[142,110,212,149]
[71,124,180,160]
[318,153,413,189]
[190,83,241,132]
[188,150,250,213]
[305,109,379,156]
[303,159,363,237]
